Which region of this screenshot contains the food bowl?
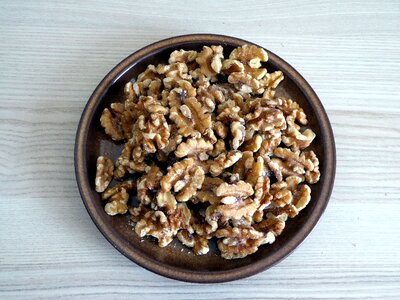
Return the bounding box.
[75,34,336,283]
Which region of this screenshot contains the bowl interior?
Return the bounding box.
[78,36,334,280]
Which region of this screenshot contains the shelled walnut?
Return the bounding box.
[216,226,275,259]
[177,230,209,255]
[137,165,163,205]
[102,180,136,216]
[96,44,321,259]
[95,156,114,193]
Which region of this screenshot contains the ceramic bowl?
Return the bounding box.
[75,34,336,283]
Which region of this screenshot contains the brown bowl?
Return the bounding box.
[75,34,336,283]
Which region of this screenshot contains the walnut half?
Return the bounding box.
[95,156,114,193]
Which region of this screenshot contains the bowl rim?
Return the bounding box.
[75,33,336,283]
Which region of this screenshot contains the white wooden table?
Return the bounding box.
[1,1,399,299]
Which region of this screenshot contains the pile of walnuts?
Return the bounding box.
[95,44,320,259]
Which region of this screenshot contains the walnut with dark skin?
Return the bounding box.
[137,165,163,205]
[100,106,125,141]
[193,176,224,205]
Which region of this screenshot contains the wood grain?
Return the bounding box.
[1,0,399,298]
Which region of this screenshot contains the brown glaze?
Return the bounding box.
[74,34,336,283]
